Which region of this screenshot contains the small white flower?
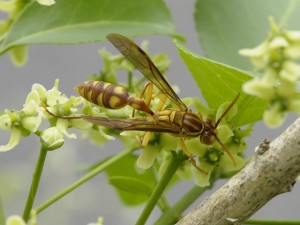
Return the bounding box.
[269,36,289,49]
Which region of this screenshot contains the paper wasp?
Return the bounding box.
[45,33,239,173]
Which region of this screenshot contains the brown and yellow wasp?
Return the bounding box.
[46,33,239,173]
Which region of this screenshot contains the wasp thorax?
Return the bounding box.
[200,118,217,145]
[181,112,204,136]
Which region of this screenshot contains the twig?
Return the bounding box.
[176,117,300,225]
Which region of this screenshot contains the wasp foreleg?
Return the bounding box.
[179,138,207,175]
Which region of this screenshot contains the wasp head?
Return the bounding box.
[200,118,217,145]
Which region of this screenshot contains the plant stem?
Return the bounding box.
[0,196,5,225]
[244,219,300,225]
[135,151,186,225]
[128,71,133,91]
[35,148,134,214]
[22,147,48,222]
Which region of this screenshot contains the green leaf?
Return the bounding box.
[108,176,153,205]
[194,0,300,70]
[0,0,182,54]
[175,40,268,126]
[105,154,156,206]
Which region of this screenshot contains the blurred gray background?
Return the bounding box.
[0,0,299,224]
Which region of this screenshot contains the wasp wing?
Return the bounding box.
[81,116,182,134]
[107,33,187,111]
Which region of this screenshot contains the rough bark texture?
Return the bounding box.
[176,117,300,225]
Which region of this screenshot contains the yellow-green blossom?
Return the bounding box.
[241,17,300,127]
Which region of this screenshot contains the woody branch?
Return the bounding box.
[176,117,300,225]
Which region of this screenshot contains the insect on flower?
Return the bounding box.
[45,33,240,174]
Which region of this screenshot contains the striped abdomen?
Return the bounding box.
[76,81,129,109]
[75,81,153,115]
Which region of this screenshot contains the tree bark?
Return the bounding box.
[176,117,300,225]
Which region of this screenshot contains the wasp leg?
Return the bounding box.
[132,82,154,118]
[179,138,207,175]
[156,94,168,111]
[135,131,152,148]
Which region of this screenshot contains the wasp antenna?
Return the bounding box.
[215,135,236,167]
[215,93,240,128]
[42,106,82,120]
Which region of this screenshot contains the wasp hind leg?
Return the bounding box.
[136,131,152,148]
[179,138,207,175]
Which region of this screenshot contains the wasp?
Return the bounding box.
[46,33,239,173]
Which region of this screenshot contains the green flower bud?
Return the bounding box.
[9,45,28,67]
[203,148,223,165]
[40,127,64,151]
[6,215,26,225]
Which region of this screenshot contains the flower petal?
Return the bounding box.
[0,126,22,152]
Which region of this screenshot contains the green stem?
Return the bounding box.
[135,151,186,225]
[128,71,133,91]
[22,146,48,222]
[35,148,134,214]
[154,181,215,225]
[0,196,5,225]
[244,219,300,225]
[157,195,170,212]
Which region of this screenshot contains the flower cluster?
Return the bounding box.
[130,96,249,187]
[240,17,300,127]
[0,80,113,152]
[0,42,247,187]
